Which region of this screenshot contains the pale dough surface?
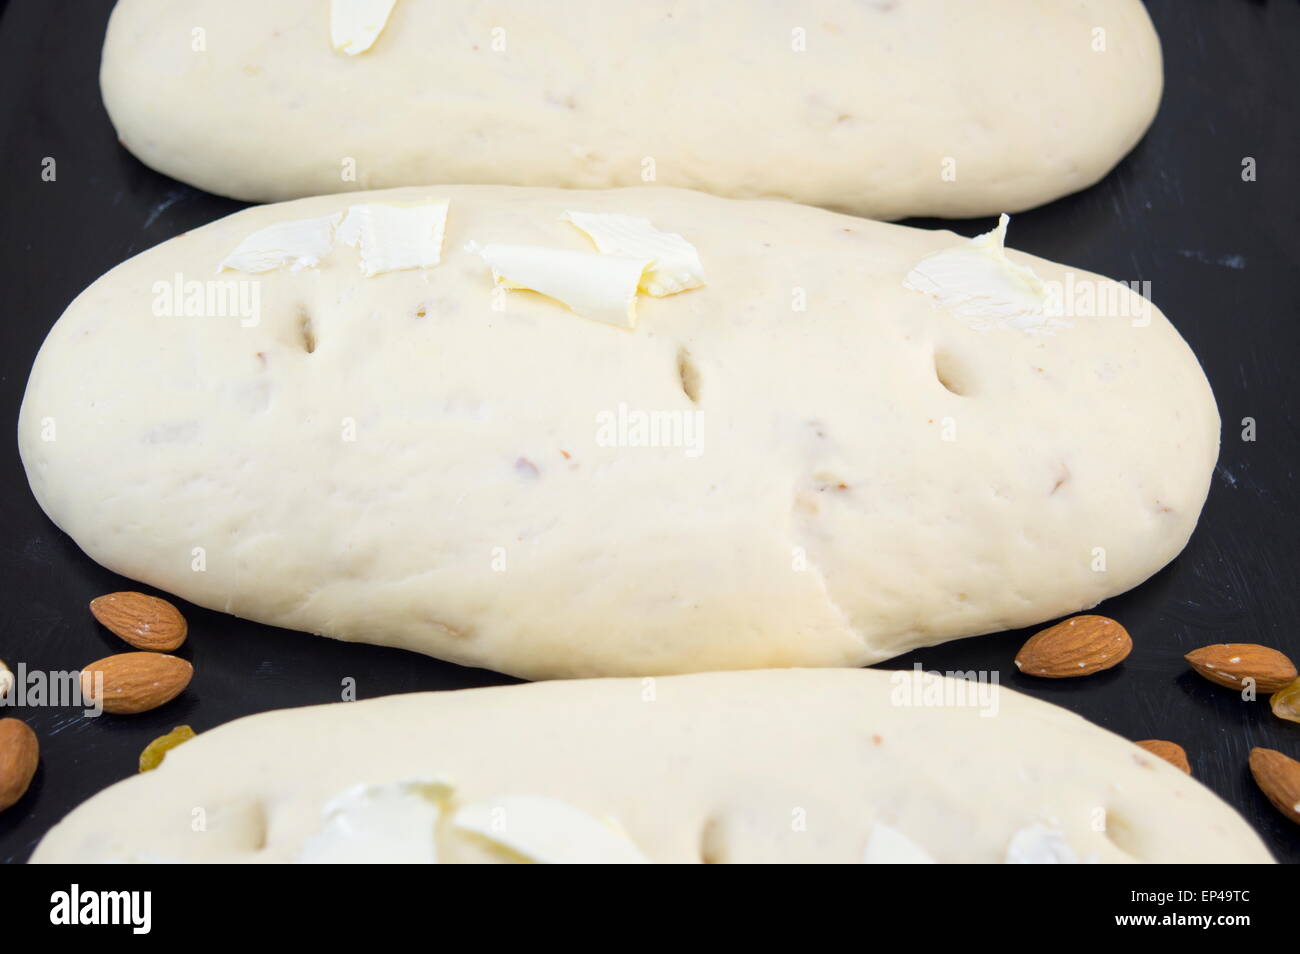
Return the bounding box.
[100,0,1163,217]
[18,185,1218,679]
[30,670,1272,863]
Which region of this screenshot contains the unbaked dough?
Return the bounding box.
[17,185,1218,679]
[99,0,1163,217]
[29,670,1272,863]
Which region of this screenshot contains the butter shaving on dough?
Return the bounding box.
[330,0,398,57]
[452,794,650,864]
[478,243,650,329]
[338,200,448,276]
[562,211,705,297]
[903,213,1068,333]
[218,213,342,274]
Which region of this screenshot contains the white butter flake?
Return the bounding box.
[862,821,936,864]
[219,213,342,274]
[1004,823,1080,864]
[330,0,398,57]
[478,244,650,329]
[298,778,451,864]
[562,211,706,296]
[339,200,449,277]
[452,794,650,864]
[903,213,1068,333]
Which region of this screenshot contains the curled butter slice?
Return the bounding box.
[338,200,448,277]
[298,778,451,864]
[478,244,650,329]
[562,211,706,297]
[330,0,398,57]
[452,794,650,864]
[903,213,1065,332]
[218,213,342,274]
[862,822,936,864]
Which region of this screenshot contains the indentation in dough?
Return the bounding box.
[1101,805,1145,861]
[298,309,317,354]
[789,497,867,647]
[677,347,701,404]
[933,348,972,396]
[205,797,269,854]
[698,815,727,864]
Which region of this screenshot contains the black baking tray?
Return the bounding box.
[0,0,1296,864]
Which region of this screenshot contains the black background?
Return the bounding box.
[0,0,1297,865]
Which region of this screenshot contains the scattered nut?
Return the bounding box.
[1248,747,1300,827]
[1014,615,1132,678]
[80,652,193,715]
[139,725,196,773]
[0,718,39,812]
[1184,643,1297,693]
[90,591,188,652]
[1135,739,1191,774]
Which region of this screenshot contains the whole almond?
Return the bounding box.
[1248,747,1300,826]
[80,652,192,715]
[1184,643,1297,693]
[1135,739,1191,774]
[1014,615,1132,678]
[0,718,39,812]
[90,592,187,652]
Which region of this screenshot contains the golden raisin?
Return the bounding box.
[138,725,196,772]
[1270,678,1300,724]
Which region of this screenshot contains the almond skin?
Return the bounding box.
[0,718,39,812]
[80,652,192,715]
[90,592,188,652]
[1135,739,1191,774]
[1184,644,1297,693]
[1248,747,1300,826]
[1014,615,1132,678]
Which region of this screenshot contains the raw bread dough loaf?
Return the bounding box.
[100,0,1163,217]
[18,185,1218,680]
[30,670,1271,863]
